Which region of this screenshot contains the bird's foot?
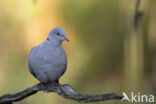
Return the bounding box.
[39,82,59,93]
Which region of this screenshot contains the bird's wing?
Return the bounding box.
[28,46,44,79]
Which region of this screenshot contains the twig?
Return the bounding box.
[0,83,123,104]
[134,0,143,29]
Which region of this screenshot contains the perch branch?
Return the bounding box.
[0,83,123,104]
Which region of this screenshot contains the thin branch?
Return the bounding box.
[0,83,123,104]
[134,0,143,29]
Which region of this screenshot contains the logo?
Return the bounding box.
[121,92,154,103]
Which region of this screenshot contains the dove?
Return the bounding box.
[28,27,69,84]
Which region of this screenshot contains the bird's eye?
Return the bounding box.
[57,33,60,35]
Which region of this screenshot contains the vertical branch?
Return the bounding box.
[124,0,144,91]
[134,0,143,29]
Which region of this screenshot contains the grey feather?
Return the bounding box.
[28,27,69,83]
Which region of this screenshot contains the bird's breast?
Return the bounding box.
[43,46,67,66]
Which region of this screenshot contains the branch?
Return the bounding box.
[0,83,123,104]
[134,0,143,29]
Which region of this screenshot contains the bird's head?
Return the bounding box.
[47,27,69,43]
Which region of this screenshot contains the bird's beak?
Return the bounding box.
[64,36,69,42]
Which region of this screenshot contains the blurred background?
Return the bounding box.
[0,0,155,104]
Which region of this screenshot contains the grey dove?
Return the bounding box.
[28,27,69,84]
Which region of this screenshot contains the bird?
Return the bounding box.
[28,27,69,84]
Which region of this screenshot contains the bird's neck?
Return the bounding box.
[44,38,62,47]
